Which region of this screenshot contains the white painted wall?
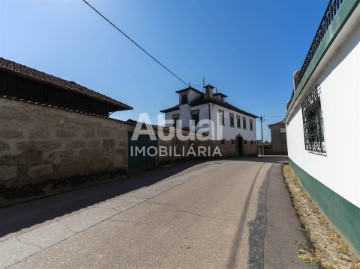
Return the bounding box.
[188,90,202,103]
[286,8,360,208]
[210,104,257,141]
[164,103,207,129]
[164,102,257,141]
[164,87,257,141]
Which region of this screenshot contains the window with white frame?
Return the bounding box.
[180,93,188,104]
[242,117,247,129]
[172,114,179,128]
[230,113,235,127]
[237,115,241,128]
[219,110,225,126]
[191,110,200,126]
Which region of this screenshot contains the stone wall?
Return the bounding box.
[0,97,133,188]
[156,129,256,164]
[0,97,258,196]
[158,138,237,164]
[243,142,258,156]
[270,127,288,155]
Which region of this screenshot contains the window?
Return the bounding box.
[191,110,200,126]
[230,113,234,127]
[172,114,179,128]
[249,119,253,131]
[243,117,247,129]
[301,85,326,153]
[219,110,225,126]
[180,93,188,104]
[237,116,241,128]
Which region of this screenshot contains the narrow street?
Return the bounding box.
[0,157,311,268]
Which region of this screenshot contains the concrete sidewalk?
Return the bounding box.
[264,163,312,268]
[0,157,313,268]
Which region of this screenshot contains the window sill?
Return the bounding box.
[306,150,327,156]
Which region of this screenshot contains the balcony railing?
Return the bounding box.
[298,0,344,84]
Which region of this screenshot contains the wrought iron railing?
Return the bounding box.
[298,0,344,84]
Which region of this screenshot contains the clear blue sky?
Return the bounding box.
[0,0,328,141]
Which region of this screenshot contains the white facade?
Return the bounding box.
[285,1,360,256]
[162,87,257,141]
[286,4,360,209]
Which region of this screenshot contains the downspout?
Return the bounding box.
[208,103,212,138]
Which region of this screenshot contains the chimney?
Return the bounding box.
[293,70,301,91]
[204,84,214,98]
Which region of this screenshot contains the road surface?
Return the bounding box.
[0,157,312,268]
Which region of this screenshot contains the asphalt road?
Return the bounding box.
[0,157,312,269]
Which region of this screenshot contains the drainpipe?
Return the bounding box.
[208,103,212,139]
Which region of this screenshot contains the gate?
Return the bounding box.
[236,135,244,156]
[128,132,157,173]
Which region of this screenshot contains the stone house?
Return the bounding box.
[268,121,287,155]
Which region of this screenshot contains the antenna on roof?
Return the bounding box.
[202,74,206,93]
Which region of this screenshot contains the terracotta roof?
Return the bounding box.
[160,96,257,118]
[204,84,215,89]
[268,121,285,127]
[0,57,132,110]
[190,98,258,118]
[160,104,179,113]
[213,92,228,97]
[175,86,203,95]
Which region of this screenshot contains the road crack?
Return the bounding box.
[108,219,148,225]
[145,201,235,222]
[16,237,42,250]
[54,219,77,234]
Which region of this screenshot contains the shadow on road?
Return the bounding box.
[226,162,267,268]
[238,155,288,164]
[0,160,206,237]
[0,156,288,238]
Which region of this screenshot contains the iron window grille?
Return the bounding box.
[301,85,326,153]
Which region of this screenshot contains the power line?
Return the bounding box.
[81,0,188,86]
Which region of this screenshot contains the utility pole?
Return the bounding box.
[259,116,265,155]
[260,115,264,143]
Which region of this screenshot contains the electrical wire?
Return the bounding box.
[81,0,188,86]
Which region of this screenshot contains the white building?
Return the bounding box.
[160,84,257,143]
[285,0,360,256]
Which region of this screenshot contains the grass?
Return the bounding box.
[283,164,360,269]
